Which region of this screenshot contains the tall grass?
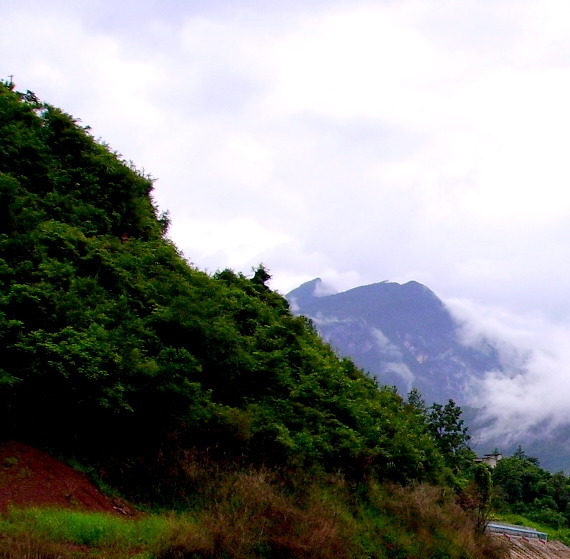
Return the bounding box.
[0,465,509,559]
[0,508,211,559]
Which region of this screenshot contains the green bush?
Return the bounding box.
[0,81,507,559]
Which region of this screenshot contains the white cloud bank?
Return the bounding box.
[4,0,570,318]
[448,298,570,440]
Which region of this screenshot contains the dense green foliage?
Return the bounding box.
[492,446,570,534]
[0,81,506,558]
[0,80,453,489]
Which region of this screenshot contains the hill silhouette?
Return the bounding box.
[287,278,501,405]
[0,80,509,558]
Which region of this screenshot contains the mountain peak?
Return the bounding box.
[286,277,340,309]
[286,278,501,406]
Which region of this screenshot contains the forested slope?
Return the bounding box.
[0,81,505,558]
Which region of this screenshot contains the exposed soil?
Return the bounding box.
[0,440,135,515]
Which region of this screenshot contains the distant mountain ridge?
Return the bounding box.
[287,278,570,472]
[287,278,501,407]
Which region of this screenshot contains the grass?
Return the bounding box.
[0,468,509,559]
[1,508,170,546]
[0,508,217,559]
[0,508,173,558]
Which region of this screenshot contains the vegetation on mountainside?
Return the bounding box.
[491,446,570,543]
[0,79,508,558]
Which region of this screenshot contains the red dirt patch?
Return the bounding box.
[0,440,135,515]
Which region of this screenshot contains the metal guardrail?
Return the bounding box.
[487,523,548,541]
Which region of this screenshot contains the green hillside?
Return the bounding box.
[0,80,506,558]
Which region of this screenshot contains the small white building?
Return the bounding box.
[474,452,502,468]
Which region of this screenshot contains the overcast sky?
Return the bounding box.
[4,0,570,435]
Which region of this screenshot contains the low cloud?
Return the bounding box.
[446,298,570,440]
[371,328,404,361]
[312,279,338,297]
[311,313,355,327]
[383,362,415,388]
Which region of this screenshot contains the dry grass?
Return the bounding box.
[186,469,355,559]
[371,483,510,559]
[0,464,510,559]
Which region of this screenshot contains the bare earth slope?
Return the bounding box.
[0,440,134,515]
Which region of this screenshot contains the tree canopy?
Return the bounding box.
[0,81,464,497]
[0,79,523,559]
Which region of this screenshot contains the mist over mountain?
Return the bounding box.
[287,278,570,473]
[287,278,501,407]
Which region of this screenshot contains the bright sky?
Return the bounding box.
[4,0,570,434]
